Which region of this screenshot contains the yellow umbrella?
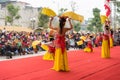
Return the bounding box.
[61,11,84,22]
[100,15,108,24]
[41,7,57,17]
[32,40,41,49]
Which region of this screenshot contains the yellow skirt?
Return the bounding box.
[84,47,92,52]
[51,48,70,71]
[101,39,110,58]
[43,52,54,60]
[110,38,113,48]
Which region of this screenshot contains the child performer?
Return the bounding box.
[41,37,55,60]
[84,36,93,52]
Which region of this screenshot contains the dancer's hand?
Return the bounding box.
[68,18,71,22]
[50,17,54,21]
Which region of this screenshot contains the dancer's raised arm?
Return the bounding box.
[49,17,57,30]
[66,18,73,30]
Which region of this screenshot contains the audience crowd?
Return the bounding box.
[0,28,120,59]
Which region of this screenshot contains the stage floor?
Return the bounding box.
[0,46,120,80]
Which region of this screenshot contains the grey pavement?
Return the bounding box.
[0,48,77,61]
[0,51,46,61]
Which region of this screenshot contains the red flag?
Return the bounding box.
[107,0,110,2]
[104,0,111,17]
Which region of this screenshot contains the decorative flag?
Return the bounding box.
[104,0,111,17]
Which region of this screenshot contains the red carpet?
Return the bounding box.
[0,46,120,80]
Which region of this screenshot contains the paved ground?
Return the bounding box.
[0,48,76,61]
[0,51,46,61]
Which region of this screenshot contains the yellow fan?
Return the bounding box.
[61,11,84,22]
[32,40,41,49]
[41,44,49,51]
[77,14,84,22]
[100,15,108,24]
[77,40,83,45]
[80,36,86,41]
[41,7,57,17]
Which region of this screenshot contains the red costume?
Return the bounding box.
[54,34,66,53]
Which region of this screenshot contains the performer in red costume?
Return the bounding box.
[84,36,93,53]
[49,16,73,71]
[101,20,110,58]
[42,37,55,60]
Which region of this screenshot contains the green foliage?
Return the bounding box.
[6,16,12,23]
[116,2,120,13]
[7,4,19,16]
[114,1,120,25]
[93,8,100,17]
[38,11,49,28]
[6,4,20,25]
[116,1,120,7]
[15,15,21,19]
[87,8,102,32]
[87,20,95,32]
[87,26,93,32]
[90,8,102,32]
[74,22,81,32]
